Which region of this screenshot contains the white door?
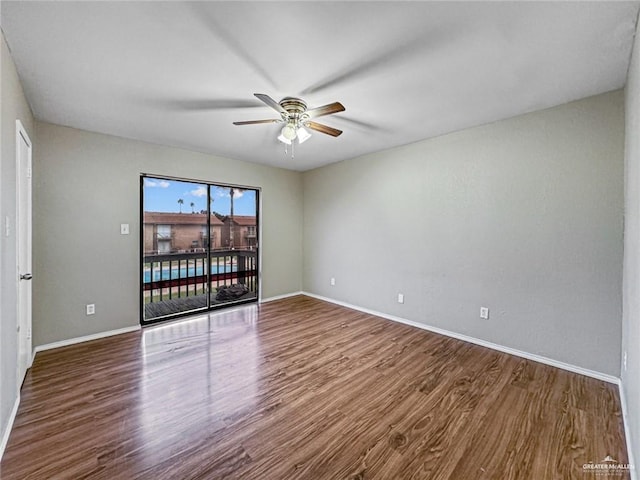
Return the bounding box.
[16,120,32,388]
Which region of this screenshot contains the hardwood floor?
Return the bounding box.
[0,295,629,479]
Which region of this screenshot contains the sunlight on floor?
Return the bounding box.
[137,306,260,465]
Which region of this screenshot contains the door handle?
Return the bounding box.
[20,273,33,281]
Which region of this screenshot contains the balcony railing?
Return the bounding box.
[142,249,258,308]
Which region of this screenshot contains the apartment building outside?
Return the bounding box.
[143,212,257,253]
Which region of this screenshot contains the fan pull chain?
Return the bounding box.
[283,140,295,159]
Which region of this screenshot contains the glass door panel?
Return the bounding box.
[209,186,259,306]
[142,177,210,321]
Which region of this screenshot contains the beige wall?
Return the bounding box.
[33,122,303,346]
[303,90,624,376]
[0,31,35,451]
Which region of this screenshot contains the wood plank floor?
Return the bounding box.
[0,295,629,479]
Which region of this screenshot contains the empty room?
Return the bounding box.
[1,1,639,479]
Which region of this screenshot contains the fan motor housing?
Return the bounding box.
[279,97,307,116]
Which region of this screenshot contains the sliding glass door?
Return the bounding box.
[141,176,259,324]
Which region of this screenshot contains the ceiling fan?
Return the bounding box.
[233,93,345,145]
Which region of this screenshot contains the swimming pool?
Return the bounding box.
[143,264,237,283]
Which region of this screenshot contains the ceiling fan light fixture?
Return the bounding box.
[297,126,311,144]
[277,133,292,145]
[281,123,297,140]
[234,94,345,148]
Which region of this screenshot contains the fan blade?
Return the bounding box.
[305,102,345,119]
[233,119,281,125]
[305,121,343,137]
[254,93,287,115]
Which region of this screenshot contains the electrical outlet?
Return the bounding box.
[120,223,130,235]
[330,277,336,286]
[480,307,489,319]
[86,304,95,315]
[397,293,404,304]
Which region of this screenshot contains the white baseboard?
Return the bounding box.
[33,325,141,357]
[617,379,638,480]
[260,291,303,304]
[301,291,619,385]
[0,394,20,462]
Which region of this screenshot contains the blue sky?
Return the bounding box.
[143,177,257,216]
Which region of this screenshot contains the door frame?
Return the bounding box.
[16,119,33,388]
[139,174,261,325]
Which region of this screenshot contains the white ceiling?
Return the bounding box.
[1,1,638,171]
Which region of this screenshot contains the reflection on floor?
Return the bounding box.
[144,291,257,319]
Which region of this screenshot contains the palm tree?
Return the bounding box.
[229,188,245,249]
[190,202,195,214]
[178,198,184,213]
[229,189,235,248]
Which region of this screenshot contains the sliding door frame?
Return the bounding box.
[139,173,261,325]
